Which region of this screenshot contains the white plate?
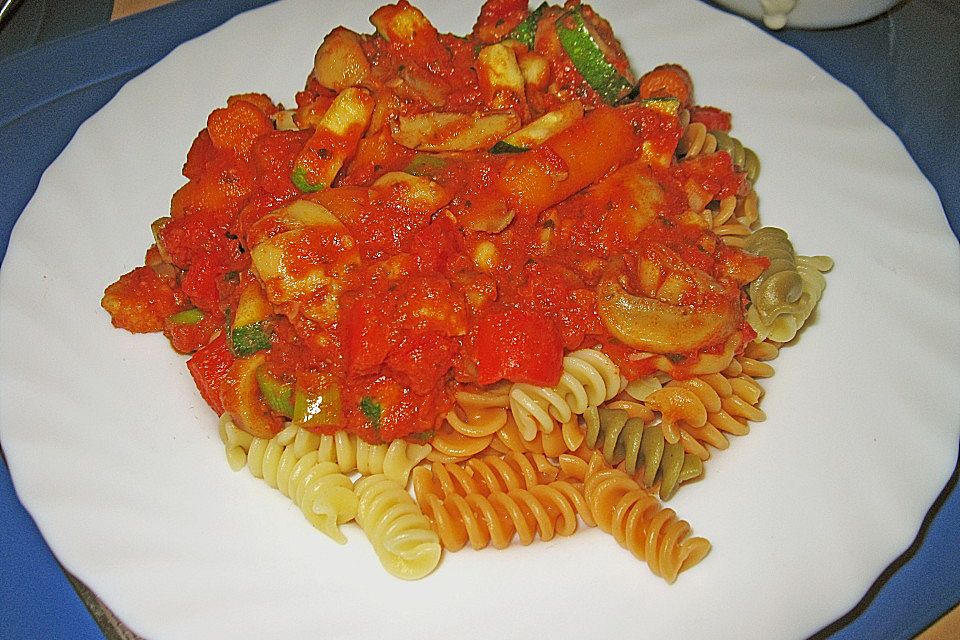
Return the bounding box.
[2,1,958,638]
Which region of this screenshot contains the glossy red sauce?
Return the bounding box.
[102,0,767,445]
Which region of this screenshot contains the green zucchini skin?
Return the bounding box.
[489,140,529,154]
[508,1,548,48]
[555,8,633,105]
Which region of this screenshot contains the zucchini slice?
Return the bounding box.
[256,367,294,418]
[555,8,633,104]
[490,101,584,153]
[508,1,548,48]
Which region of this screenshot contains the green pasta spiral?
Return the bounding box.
[711,130,760,183]
[677,115,761,183]
[582,407,703,500]
[743,226,833,343]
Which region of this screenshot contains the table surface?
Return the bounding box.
[1,0,958,638]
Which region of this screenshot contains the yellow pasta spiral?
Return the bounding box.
[700,193,758,247]
[312,431,431,487]
[582,453,710,583]
[509,348,622,440]
[678,116,760,182]
[222,416,430,488]
[218,417,358,544]
[354,474,442,580]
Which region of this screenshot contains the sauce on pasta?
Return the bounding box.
[101,0,831,580]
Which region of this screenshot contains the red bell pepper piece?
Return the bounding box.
[186,333,235,415]
[386,330,455,395]
[474,308,563,386]
[688,105,733,132]
[344,292,397,377]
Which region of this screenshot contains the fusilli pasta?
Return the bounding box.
[582,452,711,583]
[354,474,442,580]
[418,480,593,551]
[313,430,432,487]
[219,416,358,543]
[743,226,833,343]
[582,407,703,500]
[412,450,561,501]
[508,348,622,440]
[678,112,760,182]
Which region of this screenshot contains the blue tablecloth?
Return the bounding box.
[1,1,957,638]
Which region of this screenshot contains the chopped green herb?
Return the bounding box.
[359,396,383,430]
[291,165,326,193]
[489,140,529,155]
[407,429,435,443]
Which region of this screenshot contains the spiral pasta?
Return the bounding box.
[219,416,358,543]
[488,415,585,458]
[418,480,592,551]
[678,112,760,182]
[412,450,562,504]
[508,348,622,441]
[582,452,711,583]
[222,415,431,488]
[728,339,779,379]
[701,193,759,247]
[428,387,509,462]
[627,368,767,461]
[354,474,442,580]
[582,407,703,501]
[312,431,432,487]
[743,226,833,343]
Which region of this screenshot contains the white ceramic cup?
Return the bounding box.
[712,0,902,29]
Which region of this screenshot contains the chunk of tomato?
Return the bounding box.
[474,307,563,386]
[186,333,235,415]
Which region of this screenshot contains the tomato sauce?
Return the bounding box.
[102,0,768,445]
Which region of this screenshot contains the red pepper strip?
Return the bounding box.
[186,333,235,415]
[475,308,563,386]
[688,105,732,133]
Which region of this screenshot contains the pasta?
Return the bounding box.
[312,431,432,487]
[101,0,833,582]
[582,407,703,501]
[418,480,592,551]
[743,227,834,342]
[508,348,622,440]
[582,452,711,583]
[222,416,430,488]
[412,450,561,502]
[678,111,761,182]
[428,387,509,462]
[354,474,442,580]
[219,416,358,543]
[488,415,586,458]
